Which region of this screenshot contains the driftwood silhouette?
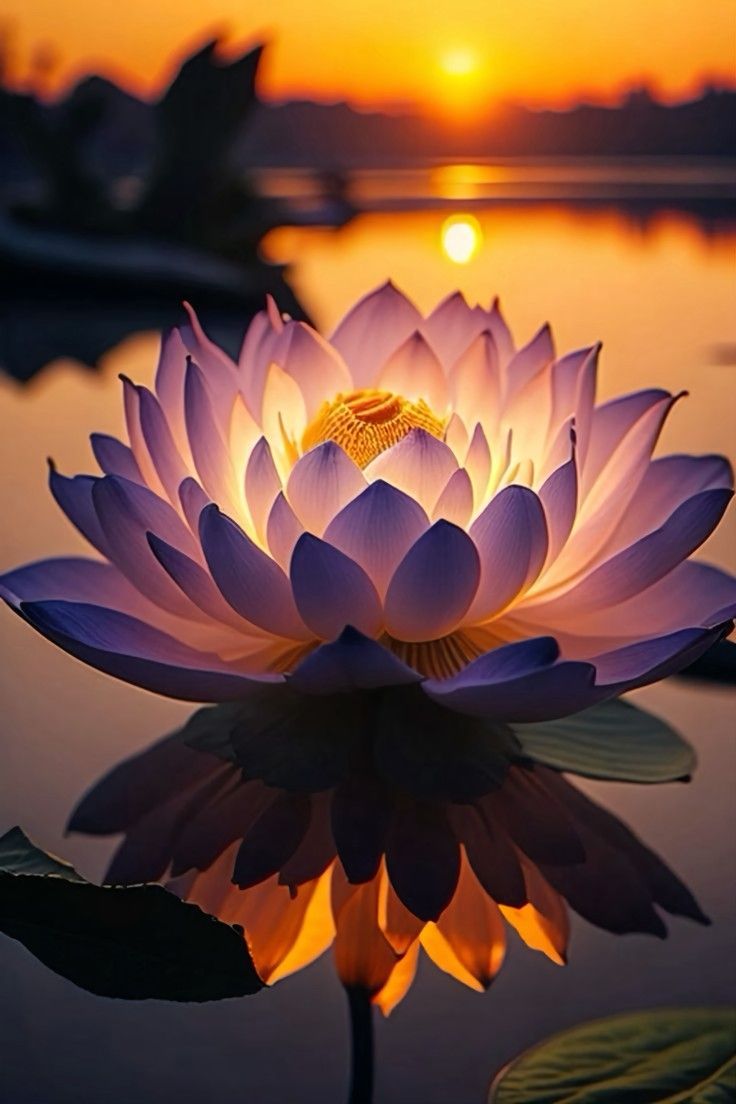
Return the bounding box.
[137,39,264,245]
[4,37,269,250]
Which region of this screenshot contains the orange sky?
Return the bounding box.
[2,0,735,109]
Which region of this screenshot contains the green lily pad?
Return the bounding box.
[512,698,696,783]
[0,826,263,1001]
[489,1006,736,1103]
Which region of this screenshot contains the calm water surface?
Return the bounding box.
[0,199,735,1103]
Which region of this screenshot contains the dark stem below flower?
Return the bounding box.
[345,985,375,1104]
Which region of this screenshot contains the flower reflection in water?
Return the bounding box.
[69,692,707,1018]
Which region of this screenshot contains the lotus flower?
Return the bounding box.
[70,729,708,1013]
[1,283,734,718]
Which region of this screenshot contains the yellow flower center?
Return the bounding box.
[302,389,444,467]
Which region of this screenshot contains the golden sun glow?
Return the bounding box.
[439,47,477,77]
[2,0,734,105]
[441,215,483,264]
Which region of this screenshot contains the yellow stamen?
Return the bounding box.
[303,388,444,467]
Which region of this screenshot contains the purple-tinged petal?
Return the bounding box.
[538,392,685,586]
[93,473,199,556]
[180,303,240,426]
[92,475,203,618]
[568,561,736,638]
[386,801,460,921]
[580,389,669,499]
[385,520,480,641]
[438,635,559,683]
[184,358,239,514]
[444,411,469,461]
[238,297,284,417]
[323,480,429,596]
[68,731,231,836]
[448,330,501,438]
[546,345,599,449]
[468,485,549,621]
[49,468,109,555]
[364,428,457,514]
[105,769,235,886]
[330,281,422,389]
[154,327,190,462]
[447,805,526,907]
[0,555,235,646]
[178,477,211,534]
[422,291,485,368]
[481,298,515,366]
[259,361,307,461]
[592,625,729,689]
[274,320,352,417]
[568,343,598,471]
[532,488,733,618]
[538,456,578,564]
[432,468,473,528]
[199,504,309,639]
[377,331,448,412]
[146,533,254,631]
[424,638,598,722]
[137,385,189,507]
[599,453,733,559]
[331,772,392,882]
[581,391,680,515]
[286,441,366,535]
[245,437,282,543]
[537,416,575,487]
[0,557,144,612]
[266,492,304,570]
[17,599,281,701]
[464,423,492,505]
[90,434,143,484]
[289,627,421,694]
[290,533,382,639]
[500,362,554,469]
[233,792,311,889]
[504,323,554,398]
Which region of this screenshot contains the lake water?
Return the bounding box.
[0,184,735,1103]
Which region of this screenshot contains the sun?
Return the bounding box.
[439,47,478,78]
[435,47,489,116]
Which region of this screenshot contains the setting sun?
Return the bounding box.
[439,47,477,77]
[1,0,734,105]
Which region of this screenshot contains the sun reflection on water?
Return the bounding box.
[441,214,483,263]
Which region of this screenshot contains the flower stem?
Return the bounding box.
[345,985,374,1104]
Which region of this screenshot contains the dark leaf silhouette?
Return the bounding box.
[0,827,263,1001]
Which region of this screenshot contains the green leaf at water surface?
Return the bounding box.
[512,698,696,783]
[0,826,263,1001]
[489,1006,736,1104]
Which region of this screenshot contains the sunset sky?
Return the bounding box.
[2,0,735,109]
